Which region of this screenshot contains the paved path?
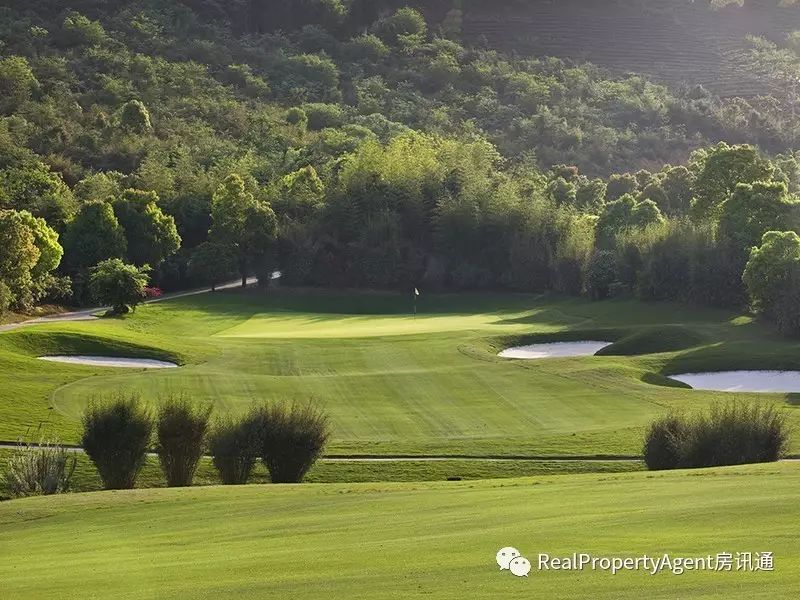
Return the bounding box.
[0,277,257,333]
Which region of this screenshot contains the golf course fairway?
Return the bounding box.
[1,463,797,599]
[2,289,800,456]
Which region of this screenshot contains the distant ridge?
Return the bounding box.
[461,0,800,97]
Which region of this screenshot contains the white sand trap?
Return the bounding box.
[499,341,611,359]
[38,355,178,369]
[669,370,800,393]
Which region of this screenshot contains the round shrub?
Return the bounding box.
[81,394,153,490]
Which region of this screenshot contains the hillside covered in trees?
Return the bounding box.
[4,0,800,333]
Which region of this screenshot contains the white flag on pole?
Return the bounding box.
[414,288,420,296]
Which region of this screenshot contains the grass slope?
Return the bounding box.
[1,463,797,599]
[2,289,800,456]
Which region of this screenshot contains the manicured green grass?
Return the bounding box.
[2,288,800,456]
[1,463,797,599]
[0,448,642,496]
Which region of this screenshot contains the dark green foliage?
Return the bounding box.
[585,250,616,300]
[643,403,790,470]
[690,143,774,220]
[643,414,687,471]
[188,241,237,290]
[208,416,262,485]
[0,55,37,114]
[679,403,789,469]
[112,189,181,267]
[251,403,330,483]
[743,230,800,332]
[81,394,153,490]
[302,102,344,130]
[595,194,664,249]
[717,181,799,253]
[62,202,127,273]
[156,398,212,487]
[88,258,150,314]
[0,281,11,314]
[119,100,152,133]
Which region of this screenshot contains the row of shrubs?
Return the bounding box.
[83,395,331,490]
[643,402,790,470]
[2,394,330,497]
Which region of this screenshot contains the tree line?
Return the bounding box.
[3,4,800,334]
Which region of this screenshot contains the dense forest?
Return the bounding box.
[3,0,800,333]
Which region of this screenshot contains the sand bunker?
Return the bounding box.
[38,355,178,369]
[669,370,800,393]
[499,341,611,359]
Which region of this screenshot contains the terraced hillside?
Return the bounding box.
[463,0,800,97]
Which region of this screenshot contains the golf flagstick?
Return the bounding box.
[414,287,419,318]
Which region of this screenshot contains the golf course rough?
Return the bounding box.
[0,463,797,599]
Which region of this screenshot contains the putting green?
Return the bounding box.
[1,289,799,455]
[1,463,797,599]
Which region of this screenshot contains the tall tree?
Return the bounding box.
[113,189,181,267]
[209,174,277,287]
[62,201,127,272]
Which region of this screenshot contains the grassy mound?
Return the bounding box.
[598,326,705,356]
[1,463,798,598]
[0,330,183,365]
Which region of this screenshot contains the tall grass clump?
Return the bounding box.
[254,402,330,483]
[156,398,212,487]
[643,402,790,470]
[680,402,789,468]
[81,394,153,489]
[208,415,261,485]
[643,414,687,471]
[2,439,77,498]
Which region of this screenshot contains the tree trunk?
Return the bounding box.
[242,273,247,288]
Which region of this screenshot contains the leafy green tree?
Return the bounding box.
[690,143,774,221]
[17,210,63,293]
[743,231,800,324]
[376,8,427,46]
[61,13,108,47]
[113,189,181,267]
[286,107,308,130]
[74,172,124,203]
[718,181,799,252]
[0,162,78,228]
[119,100,152,133]
[188,241,237,291]
[595,194,664,248]
[585,250,617,300]
[89,258,150,314]
[0,209,63,309]
[209,174,278,287]
[605,173,638,201]
[658,165,695,216]
[575,178,606,212]
[0,209,39,309]
[274,166,325,220]
[62,202,127,272]
[547,177,577,206]
[0,56,37,115]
